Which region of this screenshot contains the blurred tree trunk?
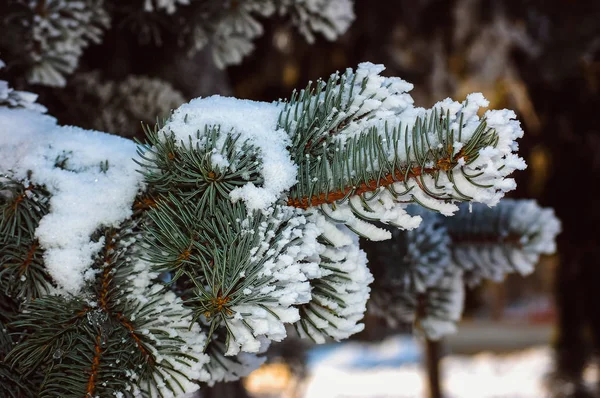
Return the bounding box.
[425,339,443,398]
[201,381,251,398]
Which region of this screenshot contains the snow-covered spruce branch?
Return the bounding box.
[3,207,209,397]
[281,63,526,240]
[293,223,372,344]
[361,207,452,294]
[0,60,47,113]
[143,0,354,68]
[0,0,353,87]
[0,63,526,396]
[26,0,110,87]
[445,200,561,284]
[63,71,186,137]
[364,201,560,340]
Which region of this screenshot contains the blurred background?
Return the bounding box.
[2,0,600,397]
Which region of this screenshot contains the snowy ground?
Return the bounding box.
[300,335,557,398]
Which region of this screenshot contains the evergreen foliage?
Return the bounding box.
[446,200,561,284]
[363,200,560,339]
[25,0,110,87]
[280,64,526,241]
[0,61,558,397]
[0,0,354,87]
[57,72,186,137]
[0,60,46,112]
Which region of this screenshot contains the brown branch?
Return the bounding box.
[10,185,33,211]
[287,165,437,209]
[18,240,38,277]
[81,232,115,396]
[95,229,155,365]
[98,267,112,311]
[116,312,154,366]
[85,332,103,397]
[287,149,467,210]
[98,231,117,311]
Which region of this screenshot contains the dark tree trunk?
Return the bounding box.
[425,338,443,398]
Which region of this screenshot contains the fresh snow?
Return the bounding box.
[295,224,374,343]
[0,108,143,294]
[222,206,323,356]
[0,65,528,297]
[161,96,297,211]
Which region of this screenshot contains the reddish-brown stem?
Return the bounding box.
[133,196,158,211]
[287,165,437,209]
[116,312,154,366]
[11,185,33,211]
[96,230,154,365]
[86,333,103,397]
[18,241,38,277]
[98,232,117,311]
[287,150,466,209]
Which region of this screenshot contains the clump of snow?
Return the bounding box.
[418,269,465,340]
[0,108,144,294]
[205,337,270,385]
[295,225,373,344]
[226,304,300,355]
[323,189,425,240]
[128,288,211,397]
[221,206,323,355]
[160,96,297,211]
